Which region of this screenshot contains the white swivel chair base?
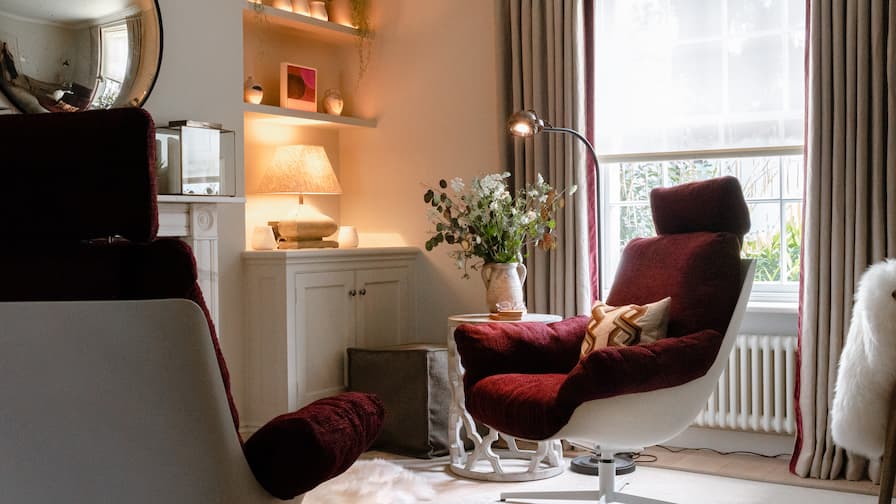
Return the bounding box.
[500,451,673,504]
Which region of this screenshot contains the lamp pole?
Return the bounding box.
[507,110,603,299]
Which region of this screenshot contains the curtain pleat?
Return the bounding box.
[115,15,143,107]
[793,0,896,483]
[501,0,591,318]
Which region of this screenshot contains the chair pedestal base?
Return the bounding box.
[570,454,637,476]
[500,452,673,504]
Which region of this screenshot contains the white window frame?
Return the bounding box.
[597,144,803,305]
[91,23,128,109]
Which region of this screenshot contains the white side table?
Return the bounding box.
[448,313,564,481]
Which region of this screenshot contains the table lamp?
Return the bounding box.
[256,144,342,249]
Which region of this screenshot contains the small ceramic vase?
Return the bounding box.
[250,226,278,250]
[309,0,328,21]
[244,76,263,104]
[322,89,344,115]
[481,262,527,313]
[272,0,293,12]
[292,0,310,16]
[327,0,354,27]
[337,226,359,248]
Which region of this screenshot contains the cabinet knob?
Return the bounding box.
[359,288,367,296]
[349,289,357,297]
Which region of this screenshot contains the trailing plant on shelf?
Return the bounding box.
[328,0,372,83]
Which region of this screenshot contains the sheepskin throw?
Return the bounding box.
[832,259,896,458]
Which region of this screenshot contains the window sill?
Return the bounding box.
[746,300,798,315]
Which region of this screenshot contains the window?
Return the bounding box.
[93,24,129,108]
[594,0,806,302]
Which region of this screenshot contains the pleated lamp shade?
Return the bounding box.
[256,145,342,196]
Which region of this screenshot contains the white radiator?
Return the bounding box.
[694,334,798,435]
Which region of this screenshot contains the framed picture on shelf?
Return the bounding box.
[280,63,317,112]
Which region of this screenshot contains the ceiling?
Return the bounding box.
[0,0,140,25]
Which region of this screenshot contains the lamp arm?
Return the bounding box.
[542,127,600,169]
[541,126,604,299]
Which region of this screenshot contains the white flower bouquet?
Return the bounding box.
[424,172,575,278]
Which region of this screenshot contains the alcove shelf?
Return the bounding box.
[243,103,377,128]
[243,3,362,46]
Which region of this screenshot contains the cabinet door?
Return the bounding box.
[294,270,356,407]
[355,267,410,348]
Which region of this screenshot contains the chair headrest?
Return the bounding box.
[650,176,751,239]
[0,108,158,242]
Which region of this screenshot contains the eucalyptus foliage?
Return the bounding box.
[424,172,575,278]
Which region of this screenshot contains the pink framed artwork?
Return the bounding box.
[279,63,317,112]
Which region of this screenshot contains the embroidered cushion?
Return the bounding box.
[580,297,671,356]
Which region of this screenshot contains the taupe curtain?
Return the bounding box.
[89,26,100,86]
[500,0,592,318]
[115,15,143,107]
[793,0,896,482]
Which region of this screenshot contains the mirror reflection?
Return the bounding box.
[0,0,161,114]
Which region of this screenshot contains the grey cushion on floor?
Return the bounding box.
[347,344,450,458]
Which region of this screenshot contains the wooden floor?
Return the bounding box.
[306,448,880,503]
[638,445,878,496]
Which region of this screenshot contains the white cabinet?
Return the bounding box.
[242,247,418,430]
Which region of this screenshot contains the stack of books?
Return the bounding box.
[489,309,526,321]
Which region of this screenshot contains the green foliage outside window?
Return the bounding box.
[611,157,802,284]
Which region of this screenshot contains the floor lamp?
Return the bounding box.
[507,110,633,477]
[506,110,603,298]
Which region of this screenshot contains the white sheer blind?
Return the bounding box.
[101,25,128,82]
[595,0,806,155]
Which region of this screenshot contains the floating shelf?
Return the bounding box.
[243,103,377,128]
[243,3,362,45]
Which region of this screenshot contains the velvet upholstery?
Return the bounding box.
[455,317,588,390]
[0,108,158,242]
[455,176,751,441]
[606,232,742,338]
[466,373,569,441]
[243,392,385,499]
[650,175,751,239]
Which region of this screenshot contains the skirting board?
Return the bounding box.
[664,426,794,457]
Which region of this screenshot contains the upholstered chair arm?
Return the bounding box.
[454,316,588,388]
[557,329,724,405]
[242,392,385,500]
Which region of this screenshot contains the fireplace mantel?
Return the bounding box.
[157,195,244,328]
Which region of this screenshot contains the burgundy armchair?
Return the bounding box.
[454,176,755,504]
[0,109,383,501]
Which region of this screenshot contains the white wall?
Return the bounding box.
[0,13,78,83]
[339,0,506,342]
[143,0,248,412]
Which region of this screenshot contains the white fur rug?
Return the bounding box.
[303,459,435,504]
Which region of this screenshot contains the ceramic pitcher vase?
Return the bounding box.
[481,262,527,313]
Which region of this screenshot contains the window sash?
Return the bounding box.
[597,145,803,164]
[597,148,803,302]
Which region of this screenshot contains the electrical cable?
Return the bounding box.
[565,440,790,462]
[652,444,791,460]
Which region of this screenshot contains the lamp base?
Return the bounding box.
[277,239,338,249]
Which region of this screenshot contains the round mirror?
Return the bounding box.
[0,0,162,114]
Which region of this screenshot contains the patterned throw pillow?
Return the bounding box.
[580,297,672,357]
